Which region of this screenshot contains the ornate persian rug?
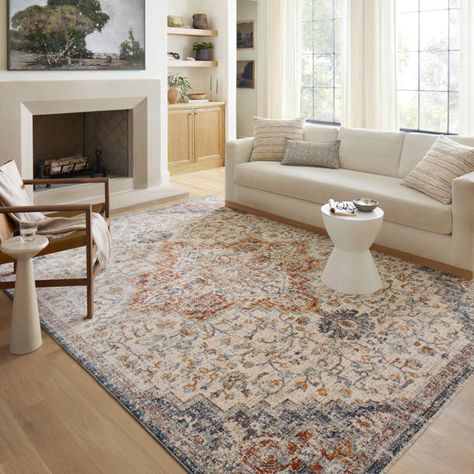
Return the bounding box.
[10,197,474,473]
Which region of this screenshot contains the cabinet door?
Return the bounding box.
[194,106,224,164]
[168,109,194,171]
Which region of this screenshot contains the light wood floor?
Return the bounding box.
[0,167,472,474]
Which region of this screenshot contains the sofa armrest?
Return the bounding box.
[225,137,254,167]
[451,171,474,273]
[225,137,254,202]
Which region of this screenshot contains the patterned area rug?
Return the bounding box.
[10,197,474,473]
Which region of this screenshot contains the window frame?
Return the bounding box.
[397,0,460,135]
[302,0,342,126]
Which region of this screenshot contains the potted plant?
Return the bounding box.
[193,42,214,61]
[167,73,191,103]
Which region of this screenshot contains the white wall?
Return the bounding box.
[0,0,169,184]
[237,0,257,137]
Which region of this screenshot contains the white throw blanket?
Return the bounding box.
[0,160,111,271]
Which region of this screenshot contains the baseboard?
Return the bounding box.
[225,201,473,280]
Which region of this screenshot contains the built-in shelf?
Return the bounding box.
[169,101,225,110]
[168,60,219,68]
[167,27,218,37]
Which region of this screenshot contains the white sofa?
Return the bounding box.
[225,125,474,278]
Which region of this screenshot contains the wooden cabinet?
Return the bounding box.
[168,108,194,169]
[168,102,225,175]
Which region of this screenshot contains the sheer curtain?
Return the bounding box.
[459,0,474,135]
[343,0,398,130]
[257,0,302,119]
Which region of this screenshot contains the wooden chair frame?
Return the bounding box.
[0,178,110,319]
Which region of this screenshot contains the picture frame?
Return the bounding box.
[237,60,255,89]
[237,20,255,49]
[7,0,146,71]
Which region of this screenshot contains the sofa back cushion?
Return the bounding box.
[303,123,339,143]
[338,126,405,177]
[398,133,474,178]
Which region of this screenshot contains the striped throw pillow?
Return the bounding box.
[401,136,474,205]
[250,117,305,162]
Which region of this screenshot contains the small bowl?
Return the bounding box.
[188,93,207,100]
[353,198,379,212]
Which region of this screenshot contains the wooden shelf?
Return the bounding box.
[168,60,218,68]
[167,27,218,37]
[169,101,226,110]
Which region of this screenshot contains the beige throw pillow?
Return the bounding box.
[401,136,474,204]
[250,117,305,162]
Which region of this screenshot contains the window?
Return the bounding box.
[397,0,460,134]
[301,0,343,124]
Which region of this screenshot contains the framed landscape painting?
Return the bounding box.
[8,0,146,70]
[237,60,255,89]
[237,20,255,49]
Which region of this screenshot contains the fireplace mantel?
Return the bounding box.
[0,79,185,208]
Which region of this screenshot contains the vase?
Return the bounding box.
[195,49,211,61]
[168,86,180,104]
[193,14,209,30]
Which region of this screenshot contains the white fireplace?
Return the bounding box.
[0,79,186,208]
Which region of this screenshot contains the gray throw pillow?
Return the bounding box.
[281,140,340,168]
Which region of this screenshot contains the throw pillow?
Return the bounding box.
[0,160,44,224]
[401,136,474,205]
[250,117,305,162]
[281,139,340,168]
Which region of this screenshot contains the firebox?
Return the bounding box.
[33,110,132,189]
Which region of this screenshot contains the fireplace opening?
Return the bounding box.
[33,110,132,190]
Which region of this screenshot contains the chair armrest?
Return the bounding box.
[23,178,109,185]
[451,171,474,272]
[23,177,110,219]
[0,205,94,250]
[0,204,92,215]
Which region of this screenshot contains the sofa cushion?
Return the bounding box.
[303,123,339,143]
[234,161,452,235]
[398,133,474,178]
[338,126,405,177]
[250,117,305,162]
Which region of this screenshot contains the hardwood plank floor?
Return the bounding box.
[0,166,472,473]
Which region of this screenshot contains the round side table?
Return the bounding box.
[321,204,384,295]
[1,235,49,355]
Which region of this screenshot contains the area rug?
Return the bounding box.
[8,197,473,473]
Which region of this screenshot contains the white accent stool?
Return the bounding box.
[321,204,384,295]
[1,236,49,355]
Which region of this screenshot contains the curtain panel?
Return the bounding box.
[257,0,302,119]
[342,0,399,131]
[459,0,474,135]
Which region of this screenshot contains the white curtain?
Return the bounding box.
[257,0,302,119]
[459,0,474,135]
[343,0,398,130]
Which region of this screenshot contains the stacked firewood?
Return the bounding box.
[42,155,89,176]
